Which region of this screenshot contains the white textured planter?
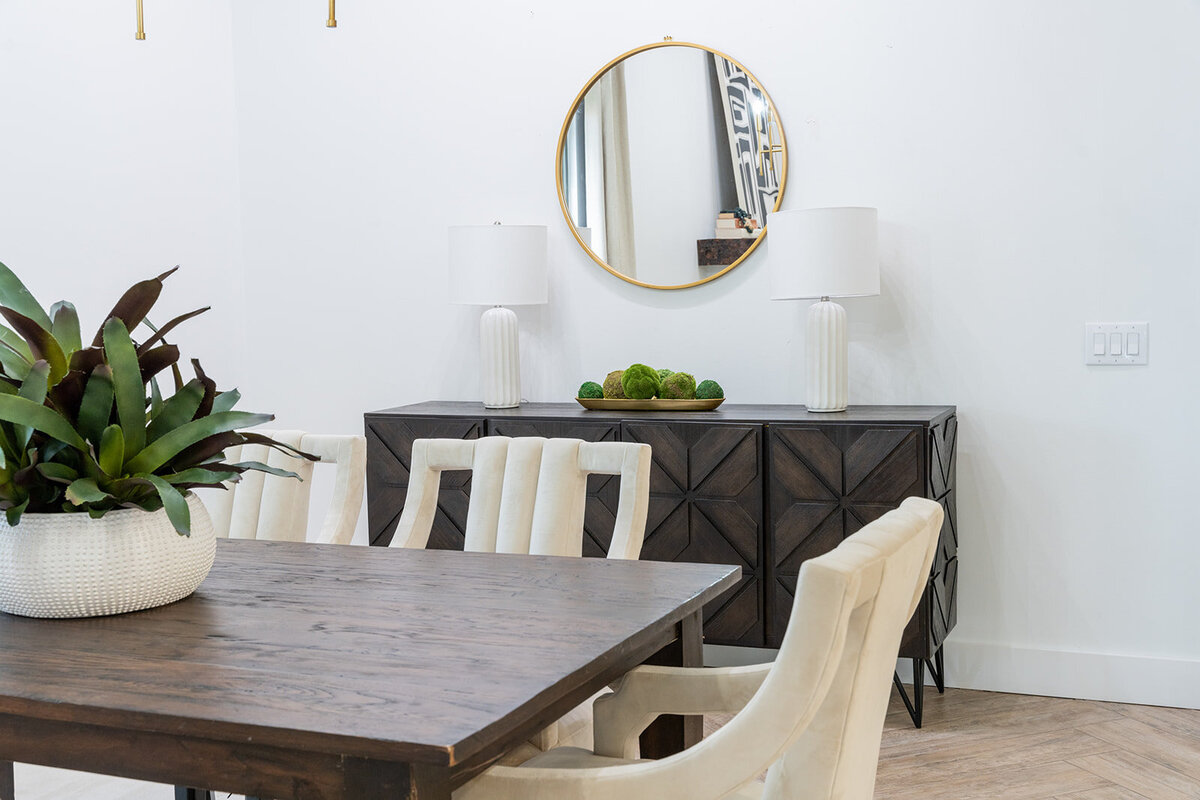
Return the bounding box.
[0,494,215,618]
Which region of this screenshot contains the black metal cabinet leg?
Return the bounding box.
[913,657,924,724]
[2,761,13,800]
[892,657,926,728]
[928,646,946,693]
[893,644,949,727]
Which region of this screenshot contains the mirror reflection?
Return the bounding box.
[557,42,786,289]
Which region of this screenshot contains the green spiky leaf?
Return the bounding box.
[211,388,241,414]
[0,261,51,330]
[162,467,240,486]
[49,301,82,356]
[65,478,113,506]
[124,410,273,475]
[145,474,190,536]
[228,460,302,480]
[35,462,78,484]
[98,424,125,477]
[149,376,164,418]
[103,318,146,458]
[15,360,50,451]
[0,393,88,452]
[77,365,115,447]
[239,431,320,461]
[6,497,29,527]
[0,337,32,381]
[147,379,204,442]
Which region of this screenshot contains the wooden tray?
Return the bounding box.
[576,398,725,411]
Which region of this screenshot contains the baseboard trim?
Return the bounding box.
[897,640,1200,710]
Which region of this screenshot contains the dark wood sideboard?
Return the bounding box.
[364,401,958,726]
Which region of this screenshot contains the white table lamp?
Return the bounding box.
[448,224,548,408]
[769,207,879,412]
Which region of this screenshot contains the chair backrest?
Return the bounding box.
[759,496,942,798]
[203,430,366,545]
[610,497,942,800]
[390,436,652,560]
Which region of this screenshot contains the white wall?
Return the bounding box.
[3,0,1198,707]
[0,0,245,383]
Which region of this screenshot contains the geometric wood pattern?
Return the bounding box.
[926,414,958,656]
[363,403,956,664]
[622,421,764,647]
[768,424,924,647]
[364,416,481,546]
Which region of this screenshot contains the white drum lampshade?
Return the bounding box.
[769,207,879,412]
[448,224,548,408]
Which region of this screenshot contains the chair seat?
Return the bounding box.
[514,747,764,799]
[519,746,642,770]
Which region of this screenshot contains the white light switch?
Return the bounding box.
[1085,322,1148,365]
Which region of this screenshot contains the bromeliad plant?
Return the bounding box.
[0,262,313,536]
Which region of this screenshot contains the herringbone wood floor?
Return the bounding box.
[874,687,1200,799]
[705,687,1200,799]
[14,688,1200,798]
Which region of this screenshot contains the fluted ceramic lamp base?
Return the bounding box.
[480,306,521,408]
[805,299,848,412]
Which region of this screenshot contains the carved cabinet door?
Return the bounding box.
[622,420,765,647]
[768,424,925,648]
[364,416,482,547]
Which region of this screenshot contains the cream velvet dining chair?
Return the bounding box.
[202,430,366,545]
[391,435,652,757]
[454,496,944,800]
[391,436,651,559]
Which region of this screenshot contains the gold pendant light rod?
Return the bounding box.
[327,0,337,27]
[135,0,146,40]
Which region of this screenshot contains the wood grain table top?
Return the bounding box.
[0,540,739,769]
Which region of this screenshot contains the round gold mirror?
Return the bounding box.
[556,41,787,290]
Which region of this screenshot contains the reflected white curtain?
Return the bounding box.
[598,63,637,278]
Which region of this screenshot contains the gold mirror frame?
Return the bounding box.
[555,40,788,290]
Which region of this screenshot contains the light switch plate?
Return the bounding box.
[1085,322,1148,365]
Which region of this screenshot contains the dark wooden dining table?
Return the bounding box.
[0,539,738,799]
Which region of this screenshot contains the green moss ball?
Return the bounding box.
[578,381,604,399]
[695,379,725,400]
[660,372,697,399]
[602,370,627,399]
[621,363,662,400]
[656,368,674,382]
